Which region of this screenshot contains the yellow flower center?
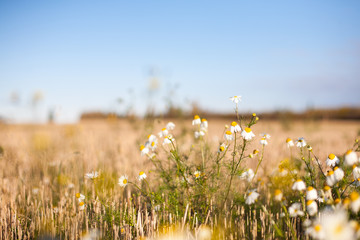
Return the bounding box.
[140,145,145,150]
[252,113,256,117]
[314,224,321,232]
[307,186,314,191]
[328,153,335,160]
[195,173,200,178]
[162,128,167,131]
[306,200,313,206]
[334,198,341,204]
[328,170,334,176]
[225,131,232,135]
[245,127,251,133]
[274,189,282,196]
[220,146,225,152]
[253,149,259,154]
[79,202,84,206]
[296,179,303,182]
[335,224,343,234]
[121,228,125,233]
[194,115,200,119]
[324,186,331,191]
[343,198,350,205]
[346,149,353,155]
[123,179,127,184]
[350,192,359,201]
[334,166,339,171]
[202,118,207,122]
[231,121,237,127]
[76,193,80,198]
[139,171,144,176]
[151,142,155,147]
[353,165,357,169]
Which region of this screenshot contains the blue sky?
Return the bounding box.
[1,1,359,123]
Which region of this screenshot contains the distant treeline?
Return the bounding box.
[80,107,360,121]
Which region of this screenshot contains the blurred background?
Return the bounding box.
[0,0,359,123]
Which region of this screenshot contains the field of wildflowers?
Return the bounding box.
[0,96,359,239]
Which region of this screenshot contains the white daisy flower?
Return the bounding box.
[353,165,360,179]
[306,223,326,240]
[140,145,150,156]
[286,138,294,148]
[224,131,234,141]
[326,153,339,167]
[79,201,86,211]
[333,167,344,182]
[241,127,255,140]
[194,130,206,139]
[138,171,147,181]
[306,200,318,216]
[76,193,85,202]
[230,121,241,133]
[118,175,128,187]
[274,189,283,202]
[145,135,158,150]
[316,208,355,240]
[350,192,360,213]
[260,133,271,139]
[163,134,175,145]
[240,168,255,182]
[229,95,242,104]
[200,118,208,129]
[192,115,201,125]
[296,137,307,147]
[85,171,99,180]
[345,150,358,166]
[166,122,175,130]
[218,143,228,153]
[288,203,304,217]
[245,190,259,205]
[260,137,268,145]
[292,179,306,191]
[194,170,201,179]
[306,186,318,200]
[326,170,337,187]
[158,128,169,138]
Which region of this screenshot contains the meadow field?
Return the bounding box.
[0,115,359,239]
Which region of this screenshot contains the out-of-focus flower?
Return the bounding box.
[192,115,201,125]
[230,95,242,104]
[76,193,85,202]
[334,167,344,182]
[158,128,169,138]
[326,171,337,187]
[345,150,358,166]
[240,169,254,182]
[292,179,306,191]
[241,127,255,140]
[306,186,318,200]
[306,223,326,240]
[326,153,339,167]
[140,145,150,156]
[350,191,360,213]
[296,137,307,148]
[224,131,234,141]
[85,171,99,180]
[260,133,271,139]
[286,138,294,148]
[79,201,86,211]
[353,165,360,180]
[218,143,228,153]
[289,203,304,217]
[260,137,268,145]
[274,189,283,202]
[118,175,128,187]
[166,122,175,130]
[316,209,355,240]
[163,135,175,145]
[138,171,147,181]
[230,121,241,133]
[306,200,318,216]
[200,119,208,130]
[245,190,259,205]
[194,170,201,179]
[195,130,206,139]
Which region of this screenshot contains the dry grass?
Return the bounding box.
[0,118,358,239]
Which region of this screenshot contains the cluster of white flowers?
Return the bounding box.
[193,115,208,139]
